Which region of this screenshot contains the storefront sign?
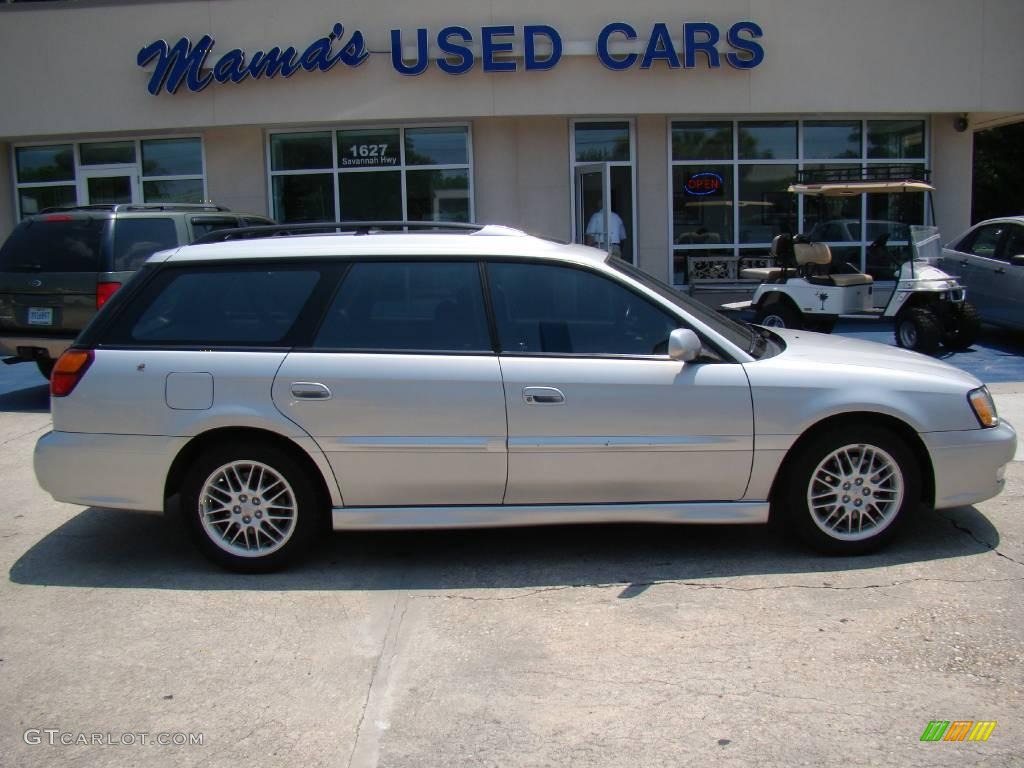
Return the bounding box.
[138,20,764,95]
[340,142,398,168]
[685,172,724,196]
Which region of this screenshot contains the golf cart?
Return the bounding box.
[723,166,979,353]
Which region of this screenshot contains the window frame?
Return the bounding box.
[10,135,208,218]
[666,116,931,286]
[265,123,474,224]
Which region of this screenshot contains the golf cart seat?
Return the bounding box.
[794,240,874,287]
[739,234,800,281]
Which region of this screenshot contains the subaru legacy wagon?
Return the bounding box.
[33,224,1016,571]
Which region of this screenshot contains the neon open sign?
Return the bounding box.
[685,172,724,196]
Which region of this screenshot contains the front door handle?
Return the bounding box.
[995,267,1006,274]
[523,386,565,405]
[290,382,332,400]
[959,260,969,267]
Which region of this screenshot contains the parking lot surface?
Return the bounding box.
[1,332,1023,767]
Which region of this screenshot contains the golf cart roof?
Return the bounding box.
[790,165,933,196]
[789,180,935,196]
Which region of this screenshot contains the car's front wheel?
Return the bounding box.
[781,426,920,555]
[181,441,322,572]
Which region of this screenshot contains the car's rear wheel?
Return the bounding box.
[181,441,321,572]
[895,307,941,354]
[942,301,981,350]
[755,302,803,330]
[782,426,920,555]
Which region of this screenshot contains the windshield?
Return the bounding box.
[0,217,106,272]
[607,256,757,354]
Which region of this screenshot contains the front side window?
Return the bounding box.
[488,262,677,356]
[124,268,320,345]
[961,224,1006,259]
[314,261,490,352]
[1001,225,1024,262]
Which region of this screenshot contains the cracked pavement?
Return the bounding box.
[1,372,1022,767]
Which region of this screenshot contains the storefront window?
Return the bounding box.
[739,122,797,160]
[575,122,630,162]
[269,125,473,223]
[13,137,207,217]
[670,119,929,284]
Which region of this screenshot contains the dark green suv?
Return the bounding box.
[0,204,273,378]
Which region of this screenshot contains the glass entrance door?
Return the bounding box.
[81,170,138,205]
[575,163,608,253]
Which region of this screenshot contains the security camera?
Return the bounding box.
[954,115,969,133]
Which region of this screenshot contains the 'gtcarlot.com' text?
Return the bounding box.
[24,730,204,747]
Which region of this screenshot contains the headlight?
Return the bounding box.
[968,386,998,428]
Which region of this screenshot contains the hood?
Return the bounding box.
[765,327,982,389]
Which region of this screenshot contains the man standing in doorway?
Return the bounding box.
[585,204,628,259]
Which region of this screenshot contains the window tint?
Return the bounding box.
[315,262,490,352]
[488,262,678,356]
[112,218,178,271]
[963,224,1005,259]
[127,269,320,345]
[0,218,105,272]
[190,217,240,241]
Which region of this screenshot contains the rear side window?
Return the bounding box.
[109,268,320,346]
[314,261,491,352]
[190,216,241,241]
[112,218,179,271]
[0,217,106,272]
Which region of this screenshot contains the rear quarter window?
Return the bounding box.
[112,218,179,272]
[103,266,322,346]
[0,217,106,272]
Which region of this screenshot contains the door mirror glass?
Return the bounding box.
[668,328,702,362]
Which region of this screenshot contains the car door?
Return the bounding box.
[272,260,507,507]
[988,223,1024,329]
[944,223,1007,320]
[487,260,754,505]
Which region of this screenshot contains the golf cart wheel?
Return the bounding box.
[781,425,920,555]
[942,301,981,351]
[894,308,941,354]
[755,302,803,330]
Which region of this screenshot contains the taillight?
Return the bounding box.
[96,281,122,308]
[51,349,94,398]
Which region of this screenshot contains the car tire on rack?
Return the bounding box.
[894,307,941,354]
[180,440,322,573]
[781,425,920,555]
[755,301,803,330]
[942,301,981,351]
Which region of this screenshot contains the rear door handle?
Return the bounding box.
[959,260,969,267]
[995,267,1006,274]
[523,386,565,405]
[290,382,332,400]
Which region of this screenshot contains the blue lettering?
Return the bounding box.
[597,22,638,71]
[213,49,247,83]
[138,36,214,95]
[391,28,430,75]
[481,25,516,72]
[437,26,474,75]
[524,24,561,71]
[640,23,680,69]
[726,21,765,69]
[245,47,301,79]
[683,23,720,68]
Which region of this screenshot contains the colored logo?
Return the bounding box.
[685,171,724,196]
[920,721,997,742]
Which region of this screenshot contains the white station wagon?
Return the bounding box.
[33,223,1016,571]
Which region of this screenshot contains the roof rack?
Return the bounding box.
[38,203,231,214]
[795,165,931,185]
[192,220,490,245]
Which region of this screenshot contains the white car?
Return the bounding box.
[33,223,1016,571]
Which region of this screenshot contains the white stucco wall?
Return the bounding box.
[204,126,269,216]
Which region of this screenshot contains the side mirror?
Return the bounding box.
[1011,255,1024,267]
[668,328,702,362]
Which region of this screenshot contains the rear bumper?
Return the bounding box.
[923,421,1017,509]
[0,334,74,359]
[34,431,187,512]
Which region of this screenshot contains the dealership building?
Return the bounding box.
[1,0,1022,291]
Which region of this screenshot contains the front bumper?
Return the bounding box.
[923,420,1017,509]
[34,431,188,512]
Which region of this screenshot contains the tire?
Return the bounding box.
[36,359,54,380]
[894,307,941,354]
[755,301,803,330]
[942,301,981,351]
[807,316,837,334]
[780,425,920,555]
[180,441,323,572]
